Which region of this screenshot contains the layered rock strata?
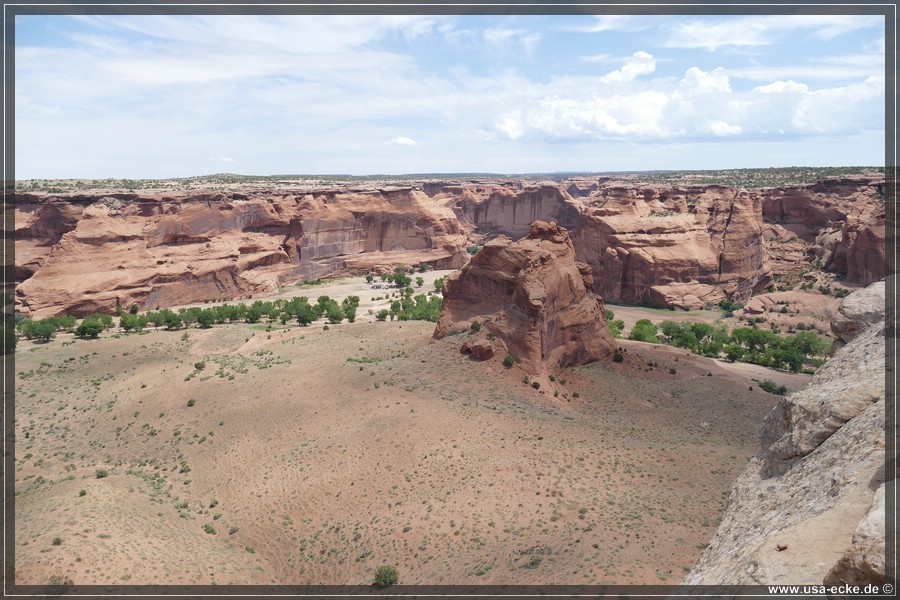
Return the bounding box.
[15,188,467,317]
[433,221,615,376]
[14,175,884,316]
[569,184,771,308]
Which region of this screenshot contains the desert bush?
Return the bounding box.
[531,381,540,390]
[503,354,516,368]
[613,350,624,362]
[470,321,481,332]
[373,565,399,586]
[758,380,788,395]
[95,469,108,479]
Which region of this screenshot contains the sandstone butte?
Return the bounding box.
[433,220,616,377]
[683,280,887,588]
[14,175,884,318]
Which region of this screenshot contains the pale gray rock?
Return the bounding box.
[684,281,886,588]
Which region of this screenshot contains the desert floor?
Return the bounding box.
[13,275,812,586]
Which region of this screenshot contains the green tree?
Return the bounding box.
[196,309,216,328]
[119,312,139,332]
[74,320,102,339]
[344,304,357,323]
[324,301,344,324]
[629,319,659,343]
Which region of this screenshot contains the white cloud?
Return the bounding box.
[388,136,418,146]
[679,67,732,94]
[215,156,235,162]
[599,51,656,83]
[661,15,883,51]
[483,27,541,55]
[14,15,886,178]
[568,15,652,33]
[702,120,742,136]
[490,62,882,144]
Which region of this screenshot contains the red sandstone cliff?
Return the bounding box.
[433,221,615,376]
[14,175,884,317]
[569,184,771,308]
[761,176,885,284]
[15,188,467,317]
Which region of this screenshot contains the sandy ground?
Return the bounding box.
[13,299,807,587]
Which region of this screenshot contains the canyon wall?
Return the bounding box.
[569,184,771,309]
[14,175,884,317]
[684,280,888,587]
[15,188,467,317]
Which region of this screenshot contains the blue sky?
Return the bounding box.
[14,12,887,179]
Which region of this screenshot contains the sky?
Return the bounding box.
[13,10,888,179]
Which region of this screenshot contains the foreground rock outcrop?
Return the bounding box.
[433,221,615,376]
[684,280,887,586]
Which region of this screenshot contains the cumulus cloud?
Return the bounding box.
[599,51,656,83]
[388,136,418,146]
[492,64,882,143]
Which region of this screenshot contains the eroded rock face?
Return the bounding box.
[15,188,467,317]
[436,182,581,239]
[762,176,885,284]
[570,184,771,308]
[684,280,887,587]
[15,175,885,317]
[433,221,615,375]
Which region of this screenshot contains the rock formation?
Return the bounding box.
[569,184,771,308]
[433,221,615,376]
[684,280,887,587]
[14,175,884,317]
[15,188,467,317]
[433,182,581,239]
[761,176,885,285]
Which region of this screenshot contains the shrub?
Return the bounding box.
[373,565,399,586]
[194,361,206,371]
[669,367,677,375]
[503,354,516,368]
[613,350,624,363]
[52,536,63,546]
[758,380,788,395]
[186,399,195,407]
[470,321,482,332]
[78,489,86,497]
[203,524,217,535]
[531,381,540,390]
